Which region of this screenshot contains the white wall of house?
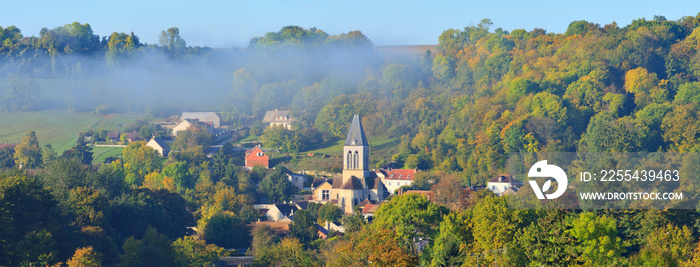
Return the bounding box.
[487,181,512,195]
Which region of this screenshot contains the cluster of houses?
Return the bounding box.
[141,110,524,245]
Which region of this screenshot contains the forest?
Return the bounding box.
[1,13,700,266]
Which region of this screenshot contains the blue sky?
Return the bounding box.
[2,0,699,48]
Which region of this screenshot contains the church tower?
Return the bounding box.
[342,115,370,183]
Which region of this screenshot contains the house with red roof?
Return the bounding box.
[245,146,269,169]
[376,168,419,194]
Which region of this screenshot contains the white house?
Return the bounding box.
[181,112,220,127]
[487,175,523,196]
[376,169,418,195]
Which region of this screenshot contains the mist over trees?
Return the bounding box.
[3,13,700,266]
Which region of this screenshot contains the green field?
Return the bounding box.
[92,146,125,164]
[0,110,142,154]
[283,137,400,171]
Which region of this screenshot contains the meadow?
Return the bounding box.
[0,110,141,157]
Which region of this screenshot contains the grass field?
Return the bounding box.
[0,110,142,155]
[92,146,125,163]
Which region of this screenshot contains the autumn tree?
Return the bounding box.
[323,227,418,267]
[13,130,42,169]
[66,246,102,267]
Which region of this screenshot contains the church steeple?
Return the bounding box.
[345,115,368,146]
[342,115,370,182]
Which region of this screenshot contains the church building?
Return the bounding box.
[311,115,389,213]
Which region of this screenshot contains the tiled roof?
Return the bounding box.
[0,143,18,150]
[386,169,418,180]
[340,177,364,190]
[262,110,294,123]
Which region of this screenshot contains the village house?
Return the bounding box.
[486,174,523,196]
[310,115,390,213]
[172,119,213,137]
[375,168,419,195]
[146,137,170,157]
[181,112,221,127]
[264,203,299,222]
[107,131,140,142]
[245,146,269,169]
[262,110,295,130]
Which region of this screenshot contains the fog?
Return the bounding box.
[0,26,420,123]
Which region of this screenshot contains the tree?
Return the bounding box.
[372,194,448,248]
[342,213,366,234]
[14,130,42,169]
[318,202,343,226]
[162,161,194,190]
[159,27,186,57]
[567,212,622,265]
[62,134,93,165]
[323,227,418,267]
[119,227,174,267]
[1,79,39,112]
[203,212,251,249]
[0,175,59,266]
[634,224,694,266]
[42,144,57,167]
[258,167,296,203]
[66,246,102,267]
[121,141,161,186]
[173,236,227,267]
[289,209,317,245]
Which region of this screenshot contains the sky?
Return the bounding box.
[2,0,699,48]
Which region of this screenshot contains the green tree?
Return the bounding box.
[567,212,622,266]
[121,141,161,186]
[258,167,296,203]
[172,236,227,267]
[42,144,57,167]
[373,193,448,248]
[203,212,251,249]
[13,130,42,169]
[120,227,174,267]
[62,134,93,165]
[289,209,317,245]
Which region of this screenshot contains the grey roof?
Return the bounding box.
[273,204,299,217]
[150,137,170,150]
[344,115,368,146]
[262,110,294,123]
[182,112,218,120]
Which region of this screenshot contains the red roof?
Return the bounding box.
[245,146,269,168]
[386,169,418,180]
[0,143,18,150]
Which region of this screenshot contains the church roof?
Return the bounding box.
[340,176,364,190]
[344,115,368,146]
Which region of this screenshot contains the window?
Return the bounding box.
[353,151,359,169]
[388,182,392,186]
[257,152,263,157]
[347,151,352,168]
[503,186,507,191]
[322,190,330,200]
[491,185,495,190]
